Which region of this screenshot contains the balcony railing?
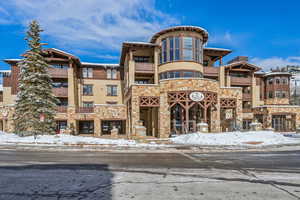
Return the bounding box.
[230,77,252,86]
[52,87,68,97]
[48,68,68,78]
[76,107,94,113]
[56,106,68,113]
[135,62,154,73]
[203,67,219,77]
[242,108,252,113]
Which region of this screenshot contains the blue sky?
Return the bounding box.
[0,0,300,70]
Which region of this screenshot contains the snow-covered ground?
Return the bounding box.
[171,131,300,146]
[0,132,140,146]
[1,131,300,147]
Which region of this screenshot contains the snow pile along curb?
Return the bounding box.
[171,131,300,146]
[0,132,137,146]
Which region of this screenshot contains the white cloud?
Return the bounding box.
[0,0,178,56]
[251,56,300,70]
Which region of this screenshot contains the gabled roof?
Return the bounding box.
[150,26,209,43]
[204,47,232,61]
[223,61,261,72]
[43,48,78,59]
[120,42,158,66]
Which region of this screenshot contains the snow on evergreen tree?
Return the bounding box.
[14,20,59,136]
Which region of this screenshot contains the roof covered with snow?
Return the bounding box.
[150,26,209,43]
[81,62,119,68]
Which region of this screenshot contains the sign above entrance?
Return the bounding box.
[189,92,204,102]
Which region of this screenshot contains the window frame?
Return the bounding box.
[83,84,93,96]
[107,85,118,96]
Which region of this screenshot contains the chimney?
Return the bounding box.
[227,56,248,64]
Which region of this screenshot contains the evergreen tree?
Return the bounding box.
[14,20,58,136]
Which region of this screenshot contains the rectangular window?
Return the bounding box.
[51,64,68,69]
[183,71,193,78]
[82,68,93,78]
[83,84,93,95]
[169,37,174,61]
[101,120,125,135]
[106,68,117,79]
[282,78,288,84]
[174,37,180,61]
[268,91,273,98]
[268,78,273,85]
[107,85,117,96]
[183,37,193,61]
[162,39,167,63]
[134,56,150,63]
[79,121,94,134]
[83,101,93,107]
[275,91,281,98]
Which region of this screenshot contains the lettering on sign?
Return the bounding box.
[189,92,204,102]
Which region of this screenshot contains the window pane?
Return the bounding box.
[162,39,167,63]
[82,68,87,78]
[169,37,174,61]
[112,69,117,79]
[88,68,93,78]
[183,49,193,60]
[183,71,193,77]
[175,37,180,61]
[107,69,112,79]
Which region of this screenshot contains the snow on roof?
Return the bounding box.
[3,59,22,63]
[0,70,11,73]
[123,41,158,46]
[49,48,77,58]
[81,62,119,67]
[204,47,232,52]
[263,71,291,77]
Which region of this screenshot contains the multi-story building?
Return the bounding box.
[1,26,300,138]
[285,65,300,105]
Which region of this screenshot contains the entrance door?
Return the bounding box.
[56,121,67,134]
[272,115,295,132]
[170,103,205,134]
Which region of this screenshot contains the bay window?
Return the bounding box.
[159,36,203,64]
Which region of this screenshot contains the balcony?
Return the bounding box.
[242,108,252,113]
[48,68,68,78]
[230,77,252,86]
[203,67,219,77]
[76,107,94,113]
[242,93,252,101]
[135,62,154,73]
[52,87,68,97]
[56,106,68,113]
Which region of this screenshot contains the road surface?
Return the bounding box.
[0,150,300,199]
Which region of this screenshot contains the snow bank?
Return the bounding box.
[0,132,136,146]
[171,131,300,146]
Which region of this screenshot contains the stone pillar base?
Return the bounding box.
[111,127,119,139]
[250,122,262,131]
[197,123,209,133]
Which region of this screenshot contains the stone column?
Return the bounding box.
[159,94,170,138]
[94,119,101,137]
[154,47,159,84]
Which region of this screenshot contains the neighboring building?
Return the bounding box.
[1,26,300,137]
[285,66,300,105]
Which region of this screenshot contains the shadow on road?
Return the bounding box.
[0,164,114,200]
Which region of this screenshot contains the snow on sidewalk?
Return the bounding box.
[0,131,137,146]
[171,131,300,146]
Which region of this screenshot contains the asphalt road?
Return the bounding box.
[0,150,300,199]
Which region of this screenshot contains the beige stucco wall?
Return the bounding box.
[158,61,204,74]
[3,87,15,105]
[78,79,123,105]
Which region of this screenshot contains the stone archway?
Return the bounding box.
[168,91,217,134]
